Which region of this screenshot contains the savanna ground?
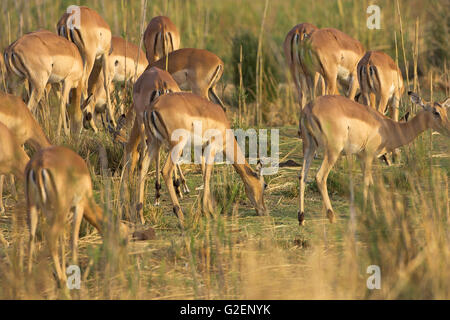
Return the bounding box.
[0,0,449,299]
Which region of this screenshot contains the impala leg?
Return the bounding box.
[155,150,161,206]
[316,150,340,223]
[177,164,190,194]
[60,81,72,137]
[298,135,317,226]
[10,174,17,200]
[71,205,83,265]
[101,54,116,129]
[0,175,5,215]
[163,146,185,225]
[173,166,183,199]
[324,68,338,96]
[202,146,216,216]
[122,119,141,178]
[359,155,374,207]
[137,140,160,224]
[347,73,359,100]
[27,204,38,274]
[27,83,45,115]
[378,95,389,116]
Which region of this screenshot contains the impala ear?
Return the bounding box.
[441,97,450,109]
[408,91,425,107]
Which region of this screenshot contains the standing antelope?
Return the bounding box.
[357,51,404,121]
[141,92,267,225]
[26,146,130,282]
[83,36,148,132]
[149,48,226,110]
[0,91,52,213]
[302,28,365,100]
[298,93,450,225]
[57,6,116,128]
[284,23,324,110]
[0,123,30,215]
[144,16,180,64]
[3,30,85,136]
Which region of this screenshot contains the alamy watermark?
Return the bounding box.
[366,265,381,290]
[67,264,81,290]
[169,121,279,175]
[367,5,381,30]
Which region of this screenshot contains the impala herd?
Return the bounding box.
[0,6,448,282]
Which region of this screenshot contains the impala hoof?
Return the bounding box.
[298,211,305,226]
[327,209,336,223]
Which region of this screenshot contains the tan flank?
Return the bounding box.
[149,48,226,110]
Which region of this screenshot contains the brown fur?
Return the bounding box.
[144,16,180,64]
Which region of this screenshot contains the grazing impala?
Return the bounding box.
[283,23,323,110]
[0,91,52,212]
[26,146,130,281]
[302,28,365,100]
[298,93,450,225]
[122,68,189,221]
[84,36,148,132]
[141,92,267,225]
[3,30,85,136]
[144,16,180,64]
[57,6,116,128]
[149,48,226,110]
[0,123,30,214]
[357,51,404,121]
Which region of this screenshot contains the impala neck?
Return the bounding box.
[229,136,258,186]
[386,111,432,150]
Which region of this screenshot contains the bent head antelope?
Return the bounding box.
[83,36,148,133]
[0,91,51,213]
[298,93,450,226]
[142,92,267,225]
[283,23,321,109]
[149,48,226,110]
[0,123,30,214]
[357,50,404,121]
[4,30,85,136]
[144,16,180,64]
[57,6,116,128]
[302,28,365,100]
[25,146,130,281]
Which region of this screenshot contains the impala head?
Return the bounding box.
[409,91,450,137]
[244,160,268,216]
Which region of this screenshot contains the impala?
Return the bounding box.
[0,123,30,214]
[302,28,365,101]
[298,93,450,225]
[283,23,324,110]
[3,30,85,136]
[26,146,130,281]
[141,92,267,225]
[122,68,189,224]
[357,50,404,121]
[144,16,180,64]
[0,91,52,212]
[83,36,148,132]
[149,48,226,110]
[57,6,116,128]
